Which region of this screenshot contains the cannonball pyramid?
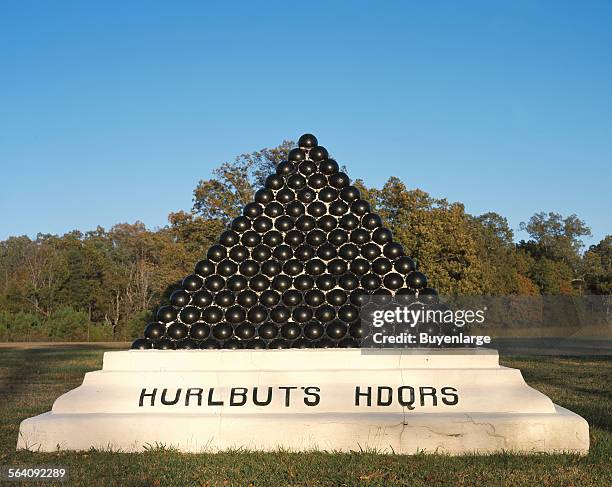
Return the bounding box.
[131,134,442,351]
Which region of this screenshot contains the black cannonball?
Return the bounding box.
[292,338,313,349]
[288,173,307,190]
[328,228,349,246]
[179,306,201,325]
[265,174,284,190]
[263,230,283,247]
[258,322,278,340]
[241,230,262,247]
[253,216,273,233]
[213,322,234,340]
[175,338,197,349]
[202,306,223,324]
[295,215,316,232]
[372,257,392,275]
[394,256,416,274]
[350,258,370,276]
[276,187,295,204]
[329,200,349,216]
[167,322,189,340]
[255,188,274,205]
[327,288,348,306]
[270,306,291,323]
[395,287,416,305]
[307,201,327,217]
[264,201,284,218]
[319,187,339,203]
[170,289,190,307]
[294,274,315,291]
[351,199,371,216]
[219,230,240,247]
[229,245,249,262]
[223,338,244,350]
[237,290,258,308]
[239,259,259,277]
[298,160,317,176]
[144,322,166,340]
[329,172,350,189]
[231,215,251,233]
[280,323,301,340]
[418,287,439,304]
[308,173,327,189]
[195,259,215,277]
[215,290,235,307]
[338,305,358,323]
[383,272,405,290]
[372,227,392,245]
[316,273,336,291]
[243,202,264,219]
[286,201,306,218]
[269,339,290,349]
[283,259,304,276]
[317,338,336,348]
[383,242,404,260]
[235,322,256,340]
[154,338,175,350]
[247,338,267,349]
[288,148,306,162]
[305,289,325,307]
[361,242,382,260]
[340,186,360,202]
[328,258,348,275]
[131,338,153,350]
[157,305,177,323]
[259,289,281,307]
[298,133,318,149]
[183,274,204,292]
[306,229,326,247]
[297,187,317,204]
[205,275,225,292]
[274,215,294,233]
[190,322,211,340]
[310,146,329,162]
[338,273,359,290]
[272,274,293,292]
[326,321,347,339]
[225,305,246,324]
[247,304,268,323]
[349,289,369,306]
[217,259,238,276]
[317,243,337,261]
[339,243,359,260]
[285,229,305,247]
[276,160,295,176]
[192,290,213,307]
[315,304,336,323]
[292,306,313,323]
[295,244,315,261]
[249,274,270,292]
[338,337,358,348]
[350,228,370,245]
[200,339,221,350]
[252,244,272,262]
[273,244,293,260]
[362,213,382,230]
[282,289,302,307]
[319,158,338,174]
[316,215,336,233]
[349,321,366,339]
[304,321,325,340]
[361,273,382,290]
[261,259,282,277]
[338,215,359,232]
[305,258,326,275]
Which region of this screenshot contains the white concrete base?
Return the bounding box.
[17,349,589,454]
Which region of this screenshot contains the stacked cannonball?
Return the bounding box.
[131,134,442,350]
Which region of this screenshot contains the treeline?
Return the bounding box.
[0,141,609,341]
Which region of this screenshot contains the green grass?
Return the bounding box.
[0,346,610,486]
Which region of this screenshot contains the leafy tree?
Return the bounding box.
[583,235,611,294]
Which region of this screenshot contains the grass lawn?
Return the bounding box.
[0,345,610,486]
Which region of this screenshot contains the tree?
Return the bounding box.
[583,236,611,294]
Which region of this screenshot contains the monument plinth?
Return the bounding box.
[17,134,589,454]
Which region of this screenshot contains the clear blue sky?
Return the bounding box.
[1,1,610,246]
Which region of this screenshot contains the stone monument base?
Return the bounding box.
[17,348,589,454]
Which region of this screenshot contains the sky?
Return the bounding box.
[0,0,610,246]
